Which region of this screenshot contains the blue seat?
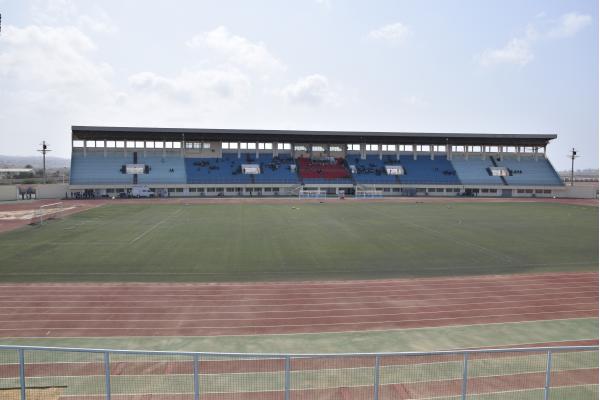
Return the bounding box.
[137,154,186,184]
[350,155,399,184]
[496,156,563,186]
[399,155,461,184]
[253,154,300,184]
[450,157,503,185]
[70,151,133,185]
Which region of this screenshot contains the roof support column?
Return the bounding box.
[237,143,241,159]
[379,145,382,161]
[430,146,434,161]
[395,144,400,161]
[104,141,107,158]
[181,135,185,158]
[413,146,417,161]
[481,145,486,160]
[517,146,521,161]
[255,142,259,159]
[273,142,278,158]
[360,143,366,160]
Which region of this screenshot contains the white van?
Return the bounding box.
[131,186,154,198]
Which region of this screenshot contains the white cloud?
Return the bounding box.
[478,12,592,67]
[281,74,339,106]
[315,0,333,9]
[30,0,118,34]
[78,11,118,34]
[367,22,412,45]
[187,26,285,73]
[0,25,112,89]
[129,68,251,102]
[478,37,534,67]
[548,12,591,38]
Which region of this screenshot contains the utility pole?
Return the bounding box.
[37,141,51,184]
[567,148,578,186]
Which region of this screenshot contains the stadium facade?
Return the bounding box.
[69,126,564,198]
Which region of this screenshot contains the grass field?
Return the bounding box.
[0,202,597,282]
[0,200,597,399]
[1,318,596,353]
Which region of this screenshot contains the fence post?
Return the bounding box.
[544,350,553,400]
[193,353,200,400]
[461,352,469,400]
[104,352,111,400]
[18,348,26,400]
[284,356,291,400]
[373,355,381,400]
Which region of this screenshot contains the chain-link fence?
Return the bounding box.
[0,345,597,399]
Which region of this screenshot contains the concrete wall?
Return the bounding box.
[0,185,19,201]
[36,184,69,199]
[561,183,599,199]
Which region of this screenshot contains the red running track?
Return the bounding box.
[0,272,596,337]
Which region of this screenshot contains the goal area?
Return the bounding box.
[298,189,327,199]
[355,190,384,198]
[34,202,66,225]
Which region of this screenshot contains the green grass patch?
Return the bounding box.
[1,318,596,353]
[0,202,597,282]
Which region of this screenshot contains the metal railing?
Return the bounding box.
[0,344,597,399]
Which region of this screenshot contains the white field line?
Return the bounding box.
[0,350,598,379]
[0,301,596,323]
[0,281,598,299]
[1,299,596,317]
[129,208,183,244]
[419,384,599,400]
[0,348,596,372]
[0,309,597,332]
[0,270,598,288]
[0,281,596,299]
[0,292,596,311]
[0,287,596,305]
[2,366,596,391]
[2,317,596,339]
[0,271,595,288]
[0,262,597,277]
[366,206,516,263]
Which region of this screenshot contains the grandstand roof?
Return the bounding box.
[72,126,557,146]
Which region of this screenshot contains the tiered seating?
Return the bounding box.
[185,154,252,184]
[297,157,353,184]
[253,154,299,184]
[496,156,563,186]
[451,157,503,185]
[137,154,186,184]
[70,151,133,185]
[350,155,398,184]
[399,155,461,184]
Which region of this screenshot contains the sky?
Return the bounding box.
[0,0,597,170]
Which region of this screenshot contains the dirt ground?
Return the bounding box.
[1,388,64,400]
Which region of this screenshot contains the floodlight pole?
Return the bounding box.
[37,141,51,184]
[568,148,578,187]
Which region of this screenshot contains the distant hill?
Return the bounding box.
[0,155,70,169]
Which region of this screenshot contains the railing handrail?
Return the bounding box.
[0,344,597,358]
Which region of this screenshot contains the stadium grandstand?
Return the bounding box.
[69,126,564,198]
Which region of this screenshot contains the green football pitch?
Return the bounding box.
[0,201,597,282]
